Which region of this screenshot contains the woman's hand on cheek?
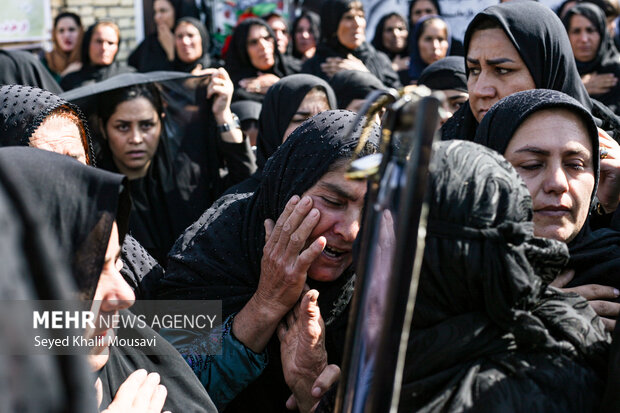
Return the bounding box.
[597,128,620,213]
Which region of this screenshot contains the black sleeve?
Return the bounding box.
[219,136,257,188]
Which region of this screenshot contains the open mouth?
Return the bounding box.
[323,245,348,259]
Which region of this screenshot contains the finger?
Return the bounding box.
[563,283,620,300]
[294,236,326,274]
[148,384,167,413]
[286,394,298,410]
[277,320,289,341]
[549,269,575,288]
[601,317,616,332]
[266,196,301,248]
[132,373,161,410]
[277,196,314,253]
[301,289,320,323]
[283,206,320,259]
[109,369,148,408]
[311,364,341,398]
[589,300,620,317]
[264,219,275,243]
[95,378,104,408]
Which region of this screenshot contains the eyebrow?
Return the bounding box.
[514,146,590,157]
[319,181,359,201]
[466,57,516,65]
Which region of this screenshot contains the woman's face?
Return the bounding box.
[87,222,136,371]
[30,112,87,164]
[410,0,438,25]
[268,16,290,55]
[568,14,601,62]
[105,97,161,180]
[89,25,119,66]
[294,17,316,55]
[418,19,449,65]
[55,17,80,53]
[247,24,276,71]
[466,28,536,123]
[283,89,331,140]
[337,7,366,50]
[382,15,408,53]
[175,21,203,63]
[301,162,368,282]
[154,0,175,29]
[504,109,595,242]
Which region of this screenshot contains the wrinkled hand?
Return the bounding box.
[239,73,280,94]
[320,55,369,78]
[157,24,175,61]
[96,370,169,413]
[391,55,409,72]
[582,72,618,95]
[551,269,620,331]
[597,128,620,213]
[279,290,335,413]
[255,195,325,318]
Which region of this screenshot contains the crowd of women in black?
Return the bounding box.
[4,0,620,411]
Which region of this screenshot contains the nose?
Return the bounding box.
[354,16,364,27]
[542,164,570,195]
[301,30,309,39]
[334,209,361,242]
[128,125,144,144]
[99,270,136,313]
[470,71,496,99]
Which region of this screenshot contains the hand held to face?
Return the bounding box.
[596,128,620,213]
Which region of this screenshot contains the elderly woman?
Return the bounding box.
[301,0,401,89]
[172,17,212,73]
[371,13,410,84]
[474,88,620,331]
[60,21,133,90]
[225,18,299,102]
[563,3,620,114]
[441,1,620,143]
[156,110,379,411]
[399,139,609,412]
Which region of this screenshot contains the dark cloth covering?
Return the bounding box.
[0,84,94,164]
[417,55,467,92]
[292,11,321,59]
[0,147,98,412]
[440,1,620,142]
[301,0,401,89]
[64,71,256,264]
[329,70,387,109]
[227,73,337,195]
[231,100,261,122]
[171,17,212,72]
[408,15,451,81]
[473,89,620,300]
[128,33,174,72]
[0,50,63,94]
[563,3,620,115]
[400,140,610,412]
[371,12,410,84]
[157,110,380,412]
[225,18,299,102]
[60,23,134,91]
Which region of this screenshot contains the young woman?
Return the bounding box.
[408,15,450,82]
[292,11,320,61]
[41,12,84,83]
[172,17,212,73]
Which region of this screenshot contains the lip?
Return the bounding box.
[534,205,571,217]
[478,108,489,118]
[126,150,146,159]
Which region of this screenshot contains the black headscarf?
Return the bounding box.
[329,70,387,108]
[301,0,402,89]
[0,84,94,165]
[292,10,321,59]
[0,147,98,412]
[173,17,212,72]
[0,50,63,94]
[60,22,134,91]
[417,55,467,92]
[563,3,620,114]
[473,89,620,294]
[440,1,620,142]
[371,12,409,59]
[157,110,379,411]
[64,72,255,264]
[400,140,609,412]
[225,18,299,102]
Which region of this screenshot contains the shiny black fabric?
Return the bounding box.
[0,84,95,164]
[417,55,467,92]
[400,140,609,412]
[128,34,174,72]
[440,1,620,142]
[0,50,63,94]
[172,17,212,72]
[64,71,255,264]
[227,74,337,195]
[0,147,97,412]
[563,3,620,114]
[157,110,380,412]
[329,70,387,109]
[301,0,401,89]
[60,23,134,91]
[225,18,299,102]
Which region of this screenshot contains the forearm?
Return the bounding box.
[233,294,285,353]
